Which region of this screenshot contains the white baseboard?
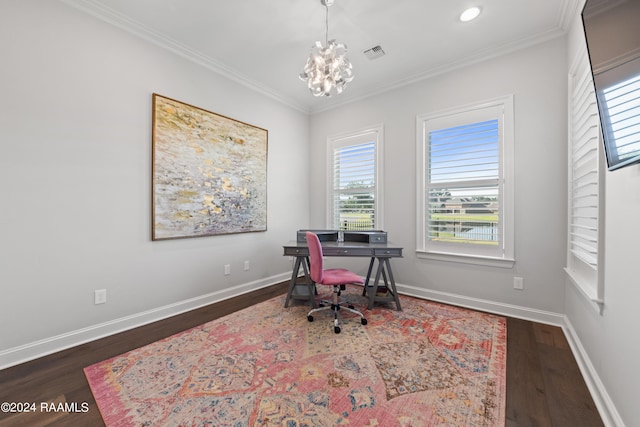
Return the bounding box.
[396,282,566,326]
[561,318,626,427]
[396,282,624,427]
[0,273,290,370]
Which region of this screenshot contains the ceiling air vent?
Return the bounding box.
[363,45,385,60]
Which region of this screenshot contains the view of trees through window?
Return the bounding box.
[338,183,374,230]
[428,187,499,244]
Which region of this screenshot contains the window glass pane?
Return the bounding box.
[429,120,499,183]
[334,193,375,230]
[427,119,500,247]
[332,141,376,230]
[333,142,375,190]
[428,185,499,246]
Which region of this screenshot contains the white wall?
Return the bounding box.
[565,7,640,426]
[309,38,568,316]
[0,0,309,366]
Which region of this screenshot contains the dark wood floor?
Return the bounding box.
[0,282,603,427]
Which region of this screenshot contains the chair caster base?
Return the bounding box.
[334,326,341,334]
[307,315,314,322]
[361,318,368,325]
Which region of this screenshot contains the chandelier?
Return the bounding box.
[299,0,354,97]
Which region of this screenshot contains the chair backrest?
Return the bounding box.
[305,231,324,283]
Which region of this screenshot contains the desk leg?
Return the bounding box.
[366,257,402,311]
[301,256,317,302]
[362,257,375,296]
[381,264,389,287]
[384,258,402,311]
[367,259,384,310]
[303,257,318,296]
[284,256,316,308]
[284,257,301,308]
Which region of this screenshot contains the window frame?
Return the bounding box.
[416,96,515,268]
[566,46,605,311]
[326,124,384,230]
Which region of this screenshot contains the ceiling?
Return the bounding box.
[63,0,580,113]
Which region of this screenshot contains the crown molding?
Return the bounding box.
[59,0,310,114]
[559,0,584,31]
[310,26,568,114]
[60,0,579,116]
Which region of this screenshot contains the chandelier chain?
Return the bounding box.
[325,3,329,45]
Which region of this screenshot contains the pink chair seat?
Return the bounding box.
[319,268,364,286]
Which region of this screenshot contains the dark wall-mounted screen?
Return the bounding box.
[582,0,640,171]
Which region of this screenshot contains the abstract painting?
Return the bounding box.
[152,94,267,240]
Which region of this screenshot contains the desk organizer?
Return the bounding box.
[344,231,387,243]
[296,229,387,243]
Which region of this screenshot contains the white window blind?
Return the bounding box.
[327,126,383,230]
[428,120,500,246]
[417,97,514,267]
[567,49,604,306]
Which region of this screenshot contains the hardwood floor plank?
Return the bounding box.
[505,317,553,427]
[533,322,570,350]
[0,283,604,426]
[534,324,604,427]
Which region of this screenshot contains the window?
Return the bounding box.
[566,48,604,308]
[416,97,514,267]
[327,125,383,230]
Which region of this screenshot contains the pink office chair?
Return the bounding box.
[305,231,367,333]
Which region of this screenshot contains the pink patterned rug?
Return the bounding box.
[84,290,506,426]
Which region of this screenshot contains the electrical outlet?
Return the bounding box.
[243,260,250,271]
[224,264,231,275]
[513,277,524,290]
[94,289,107,305]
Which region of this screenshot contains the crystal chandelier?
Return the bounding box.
[299,0,354,97]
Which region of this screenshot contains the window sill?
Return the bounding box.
[416,250,515,269]
[564,267,604,314]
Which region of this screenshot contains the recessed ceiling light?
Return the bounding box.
[460,6,481,22]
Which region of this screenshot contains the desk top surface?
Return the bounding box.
[283,240,401,249]
[283,240,403,258]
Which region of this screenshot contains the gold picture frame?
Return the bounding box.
[152,94,267,240]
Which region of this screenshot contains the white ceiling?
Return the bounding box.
[63,0,580,113]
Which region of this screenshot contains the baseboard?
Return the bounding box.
[561,318,626,427]
[0,273,290,370]
[396,282,566,326]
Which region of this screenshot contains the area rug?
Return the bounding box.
[84,289,506,426]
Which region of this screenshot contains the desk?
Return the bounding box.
[282,238,403,311]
